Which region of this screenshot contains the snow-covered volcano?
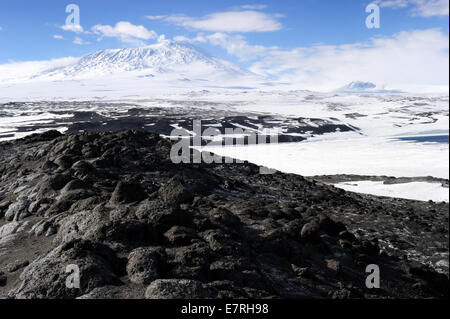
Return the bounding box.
[339,81,377,92]
[31,40,252,80]
[336,81,403,93]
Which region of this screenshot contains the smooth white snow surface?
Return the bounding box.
[0,113,71,141]
[201,132,449,179]
[334,181,449,202]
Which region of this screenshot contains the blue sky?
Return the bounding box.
[0,0,448,64]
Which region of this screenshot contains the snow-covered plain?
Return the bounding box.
[335,181,449,203]
[201,132,449,179]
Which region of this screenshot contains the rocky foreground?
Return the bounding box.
[0,130,448,299]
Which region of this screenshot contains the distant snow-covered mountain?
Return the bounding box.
[336,81,403,94]
[340,81,376,91]
[32,40,252,80]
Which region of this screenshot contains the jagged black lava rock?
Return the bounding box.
[0,130,448,299]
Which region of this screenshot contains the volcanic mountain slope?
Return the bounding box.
[335,81,403,93]
[0,130,448,299]
[31,40,251,81]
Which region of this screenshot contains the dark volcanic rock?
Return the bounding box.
[0,272,6,287]
[126,247,165,285]
[7,260,30,273]
[164,226,198,246]
[110,181,147,204]
[145,279,217,299]
[0,130,448,299]
[14,240,121,299]
[301,220,320,241]
[158,177,194,204]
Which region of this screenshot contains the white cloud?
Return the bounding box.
[0,57,78,83]
[238,4,268,10]
[165,10,282,32]
[73,37,88,45]
[187,28,447,91]
[173,33,208,43]
[377,0,410,9]
[245,29,449,91]
[92,21,158,44]
[157,34,168,42]
[173,35,193,42]
[53,34,65,40]
[60,24,84,33]
[146,15,167,20]
[173,32,275,61]
[376,0,449,17]
[0,26,3,31]
[411,0,449,16]
[207,33,273,60]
